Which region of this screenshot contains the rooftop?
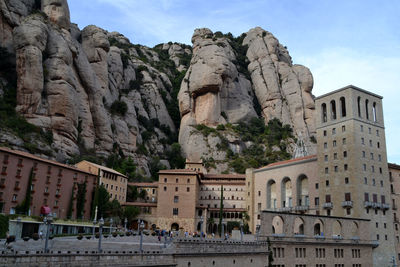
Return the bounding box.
[77,160,127,178]
[159,169,199,175]
[389,163,400,170]
[203,174,245,179]
[315,85,383,100]
[257,155,317,171]
[128,182,158,188]
[0,147,95,176]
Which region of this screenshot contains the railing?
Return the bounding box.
[341,201,353,208]
[382,203,390,210]
[322,202,333,209]
[364,201,373,208]
[294,205,309,211]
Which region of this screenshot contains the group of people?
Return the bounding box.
[155,229,231,242]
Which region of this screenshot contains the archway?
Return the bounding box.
[266,180,277,209]
[314,219,324,236]
[351,221,359,238]
[294,217,305,235]
[171,223,179,231]
[272,216,284,234]
[281,177,292,208]
[332,220,342,237]
[296,174,309,206]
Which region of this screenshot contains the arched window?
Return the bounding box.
[330,100,337,120]
[267,180,277,209]
[321,103,327,123]
[373,102,377,122]
[340,97,346,117]
[357,97,362,117]
[365,99,369,120]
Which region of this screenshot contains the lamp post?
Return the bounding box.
[43,214,53,253]
[256,225,261,241]
[240,220,244,242]
[98,217,104,253]
[92,218,97,239]
[199,216,204,239]
[137,218,140,234]
[139,220,144,253]
[109,218,113,234]
[124,218,128,232]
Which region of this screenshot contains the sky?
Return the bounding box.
[68,0,400,163]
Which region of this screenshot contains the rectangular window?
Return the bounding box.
[344,164,348,171]
[342,125,346,132]
[175,187,178,192]
[345,193,351,201]
[333,140,337,147]
[324,142,327,149]
[343,151,347,158]
[172,208,178,215]
[324,155,328,161]
[361,138,365,145]
[325,195,331,203]
[360,125,364,132]
[325,167,329,174]
[187,187,190,192]
[315,197,319,206]
[323,130,327,136]
[364,192,369,201]
[332,128,336,135]
[342,138,346,145]
[174,196,179,203]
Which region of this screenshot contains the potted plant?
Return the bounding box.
[86,236,91,239]
[49,235,54,240]
[77,234,83,240]
[23,236,30,242]
[119,232,124,237]
[126,231,131,236]
[95,233,100,239]
[32,233,39,241]
[103,234,108,238]
[112,232,118,237]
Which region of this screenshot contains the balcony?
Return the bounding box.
[44,192,49,196]
[322,202,333,209]
[15,175,21,179]
[382,203,390,210]
[364,201,373,208]
[372,202,382,209]
[278,207,293,212]
[14,187,20,191]
[341,201,353,208]
[0,172,7,176]
[0,184,5,189]
[55,194,61,198]
[295,205,309,212]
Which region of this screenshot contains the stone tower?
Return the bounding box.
[315,85,395,266]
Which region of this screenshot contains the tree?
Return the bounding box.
[126,185,139,202]
[15,167,33,215]
[123,206,140,225]
[76,181,87,219]
[139,189,147,201]
[219,185,224,236]
[95,185,110,218]
[267,237,274,267]
[105,199,122,219]
[66,187,74,219]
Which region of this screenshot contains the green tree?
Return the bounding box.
[66,187,74,219]
[219,185,224,236]
[123,206,140,225]
[139,189,147,201]
[0,214,8,238]
[267,237,274,267]
[126,185,139,202]
[105,199,122,218]
[76,181,87,219]
[95,184,110,218]
[15,167,33,215]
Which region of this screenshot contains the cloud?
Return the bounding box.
[298,48,400,163]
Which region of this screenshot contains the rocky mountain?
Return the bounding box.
[0,0,316,177]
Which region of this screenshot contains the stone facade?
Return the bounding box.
[0,147,97,220]
[76,160,127,203]
[246,85,397,266]
[260,211,374,266]
[389,163,400,261]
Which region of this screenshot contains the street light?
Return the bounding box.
[240,220,244,242]
[139,220,145,253]
[92,218,97,239]
[98,217,104,253]
[43,214,53,253]
[124,218,128,232]
[109,218,113,234]
[137,218,140,234]
[200,216,204,240]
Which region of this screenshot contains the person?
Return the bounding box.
[39,230,43,240]
[212,233,215,238]
[158,234,161,242]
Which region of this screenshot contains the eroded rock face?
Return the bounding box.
[41,0,70,30]
[178,27,316,168]
[243,27,316,154]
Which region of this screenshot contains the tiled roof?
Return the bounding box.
[159,169,198,174]
[259,155,317,170]
[203,174,245,179]
[0,146,95,176]
[128,182,158,188]
[77,160,127,178]
[389,163,400,170]
[123,202,157,207]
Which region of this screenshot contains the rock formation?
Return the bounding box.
[178,28,316,168]
[0,1,316,175]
